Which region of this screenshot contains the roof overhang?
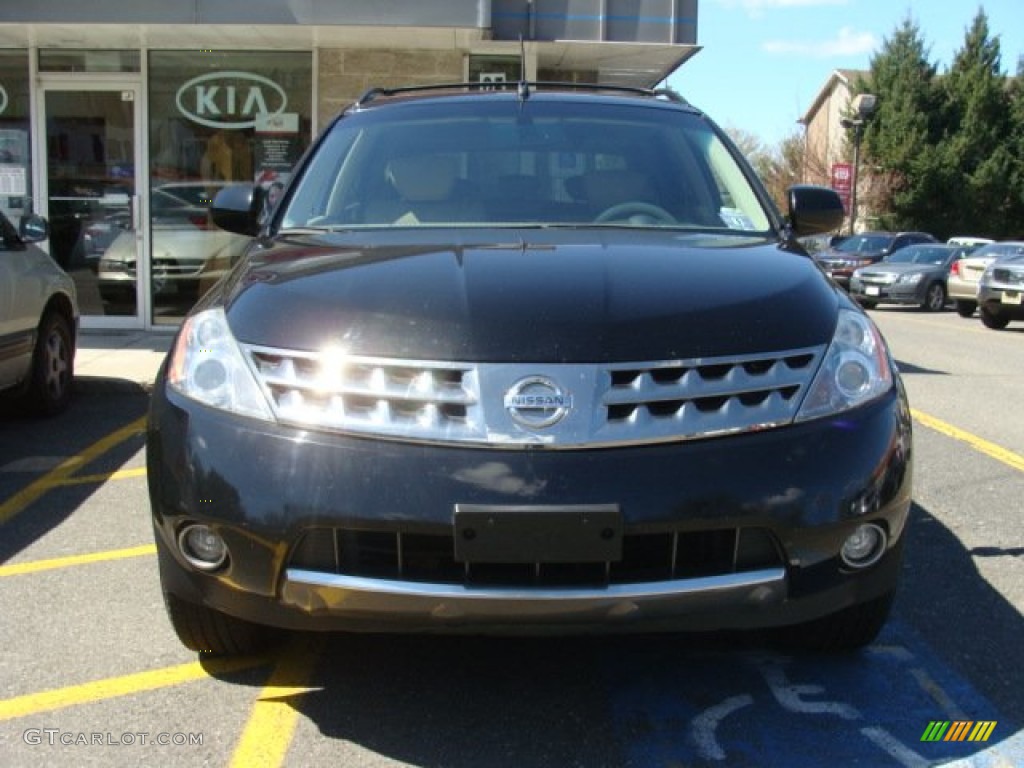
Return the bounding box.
[0,24,698,87]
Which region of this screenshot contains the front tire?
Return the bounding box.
[980,306,1010,330]
[163,592,280,656]
[29,310,74,416]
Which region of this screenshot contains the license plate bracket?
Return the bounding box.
[453,504,622,563]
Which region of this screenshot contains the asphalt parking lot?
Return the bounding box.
[0,311,1022,767]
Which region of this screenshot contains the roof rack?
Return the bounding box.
[355,81,689,108]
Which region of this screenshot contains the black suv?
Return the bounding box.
[815,230,938,289]
[147,83,912,655]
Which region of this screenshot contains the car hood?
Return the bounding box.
[858,262,938,275]
[819,247,885,261]
[216,229,842,363]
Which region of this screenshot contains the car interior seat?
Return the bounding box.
[366,154,483,224]
[578,169,658,216]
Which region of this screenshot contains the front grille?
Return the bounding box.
[242,345,824,447]
[599,351,817,442]
[154,258,204,278]
[856,271,894,285]
[245,346,484,442]
[289,526,784,588]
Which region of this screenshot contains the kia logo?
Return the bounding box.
[0,85,7,116]
[176,71,287,129]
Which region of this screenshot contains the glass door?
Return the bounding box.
[40,84,143,325]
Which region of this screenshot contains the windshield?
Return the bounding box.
[281,97,773,233]
[974,242,1024,260]
[834,234,893,254]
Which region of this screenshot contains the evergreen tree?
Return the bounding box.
[1006,56,1024,237]
[939,9,1014,239]
[854,17,943,232]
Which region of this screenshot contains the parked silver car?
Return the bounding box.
[849,243,965,311]
[947,241,1024,317]
[0,210,79,414]
[977,251,1024,329]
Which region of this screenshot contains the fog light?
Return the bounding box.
[178,524,228,571]
[840,523,887,569]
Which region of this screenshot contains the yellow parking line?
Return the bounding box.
[912,408,1024,473]
[0,656,266,721]
[229,638,323,768]
[0,415,147,525]
[0,544,156,577]
[57,466,148,486]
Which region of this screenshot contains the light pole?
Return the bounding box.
[840,93,876,235]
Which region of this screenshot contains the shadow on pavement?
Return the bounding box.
[200,500,1022,767]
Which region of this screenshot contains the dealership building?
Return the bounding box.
[0,1,698,329]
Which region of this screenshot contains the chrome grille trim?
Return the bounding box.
[598,349,820,442]
[241,344,825,448]
[243,345,486,442]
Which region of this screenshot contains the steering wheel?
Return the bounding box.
[594,201,677,225]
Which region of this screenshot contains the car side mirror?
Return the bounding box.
[211,184,263,237]
[19,213,49,244]
[786,185,844,238]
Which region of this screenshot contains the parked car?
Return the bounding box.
[98,224,248,306]
[977,250,1024,329]
[815,231,937,289]
[0,209,78,415]
[849,243,965,311]
[147,83,912,657]
[946,236,993,248]
[97,182,247,306]
[948,241,1024,317]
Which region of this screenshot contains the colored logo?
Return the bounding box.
[920,721,996,742]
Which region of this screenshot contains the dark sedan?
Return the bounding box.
[849,243,966,311]
[815,231,937,289]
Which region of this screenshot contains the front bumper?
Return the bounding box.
[849,278,924,305]
[978,284,1024,319]
[148,378,913,634]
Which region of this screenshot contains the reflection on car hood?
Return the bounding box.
[218,229,841,363]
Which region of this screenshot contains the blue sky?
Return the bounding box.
[664,0,1024,146]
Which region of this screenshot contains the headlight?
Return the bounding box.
[167,307,274,420]
[896,272,923,285]
[795,309,893,423]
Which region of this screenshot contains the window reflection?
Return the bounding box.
[148,51,312,325]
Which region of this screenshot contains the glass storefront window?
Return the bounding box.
[468,55,522,87]
[148,51,312,325]
[0,51,32,225]
[39,49,140,73]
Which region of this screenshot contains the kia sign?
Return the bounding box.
[176,71,287,130]
[831,162,852,213]
[0,85,7,115]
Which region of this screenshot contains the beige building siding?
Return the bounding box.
[800,69,865,186]
[317,48,466,129]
